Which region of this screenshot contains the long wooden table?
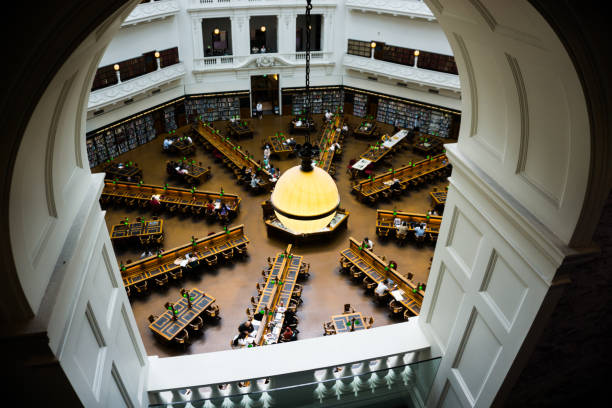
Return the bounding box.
[168,161,211,185]
[227,120,254,139]
[376,209,442,240]
[352,153,450,200]
[253,245,303,346]
[149,288,215,342]
[193,121,273,191]
[340,237,424,316]
[110,219,163,241]
[316,114,342,173]
[121,225,249,290]
[101,180,240,218]
[268,134,293,159]
[332,312,366,333]
[101,162,143,182]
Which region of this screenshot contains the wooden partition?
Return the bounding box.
[352,153,450,200]
[121,225,249,290]
[340,237,424,316]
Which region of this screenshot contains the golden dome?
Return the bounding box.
[271,165,340,233]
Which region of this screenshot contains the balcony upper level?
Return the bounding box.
[122,0,180,27]
[88,63,185,111]
[192,51,334,73]
[187,0,337,11]
[343,54,460,92]
[346,0,435,21]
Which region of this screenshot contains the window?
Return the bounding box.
[250,16,278,54]
[202,18,233,57]
[296,14,322,52]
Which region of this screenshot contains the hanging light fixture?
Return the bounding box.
[214,28,220,35]
[260,26,266,32]
[270,0,340,234]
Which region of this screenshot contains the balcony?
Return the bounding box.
[346,0,435,20]
[343,54,460,93]
[147,320,439,407]
[88,63,185,111]
[122,0,180,27]
[192,52,334,73]
[187,0,337,10]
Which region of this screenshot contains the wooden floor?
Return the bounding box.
[98,113,448,357]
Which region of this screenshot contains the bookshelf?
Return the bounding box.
[291,89,344,115]
[163,106,177,132]
[86,113,156,168]
[353,93,368,118]
[347,39,371,58]
[376,98,454,138]
[185,96,240,122]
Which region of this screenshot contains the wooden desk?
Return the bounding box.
[264,209,349,243]
[171,137,196,156]
[101,180,240,219]
[376,209,442,240]
[227,121,254,139]
[354,122,376,138]
[268,135,293,159]
[332,312,366,333]
[168,161,211,185]
[316,114,342,173]
[110,220,163,241]
[340,237,424,316]
[289,118,316,134]
[194,122,273,191]
[412,134,444,156]
[102,162,142,182]
[149,288,215,341]
[359,129,409,165]
[352,153,450,201]
[121,225,249,290]
[430,190,447,212]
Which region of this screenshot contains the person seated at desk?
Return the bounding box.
[381,134,390,142]
[427,209,438,216]
[185,135,193,144]
[281,326,296,342]
[362,237,374,250]
[260,45,267,53]
[391,179,401,191]
[250,174,260,189]
[150,194,161,208]
[276,300,286,313]
[284,137,296,147]
[263,145,270,160]
[375,278,396,296]
[329,142,341,152]
[218,203,229,218]
[295,119,303,127]
[163,138,173,150]
[397,221,409,239]
[325,110,333,121]
[232,332,248,348]
[342,124,349,134]
[238,320,254,336]
[414,223,427,239]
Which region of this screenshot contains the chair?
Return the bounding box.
[148,314,158,323]
[221,248,234,262]
[155,234,164,245]
[339,257,351,273]
[205,304,220,319]
[168,269,183,281]
[323,322,336,336]
[351,266,363,280]
[134,280,148,295]
[174,329,190,348]
[205,254,218,267]
[362,276,376,291]
[246,307,253,320]
[255,282,263,296]
[403,309,411,321]
[378,227,389,240]
[188,316,204,332]
[287,299,299,313]
[407,272,414,280]
[236,244,248,257]
[292,283,303,298]
[261,269,270,279]
[388,299,404,315]
[415,234,425,248]
[365,316,375,329]
[373,289,388,304]
[343,304,355,314]
[154,274,168,287]
[250,296,258,310]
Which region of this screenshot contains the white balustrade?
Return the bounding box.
[345,0,435,20]
[122,0,180,26]
[193,52,333,73]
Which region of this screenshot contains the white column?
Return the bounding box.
[230,14,249,57]
[192,16,204,60]
[277,11,296,55]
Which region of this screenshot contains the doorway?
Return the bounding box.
[251,74,279,117]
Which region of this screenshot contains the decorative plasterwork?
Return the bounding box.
[187,0,337,11]
[192,53,334,73]
[87,63,185,111]
[121,0,179,27]
[342,55,460,92]
[345,0,435,21]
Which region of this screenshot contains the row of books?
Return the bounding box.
[87,114,156,168]
[353,94,368,118]
[185,97,240,122]
[376,99,453,138]
[163,106,177,133]
[291,90,344,115]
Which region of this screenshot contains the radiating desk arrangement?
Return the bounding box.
[268,133,294,160]
[227,120,254,139]
[339,237,424,317]
[240,245,305,347]
[167,160,211,185]
[262,200,349,243]
[331,312,366,333]
[100,161,143,182]
[121,225,249,295]
[100,180,240,221]
[375,209,442,242]
[352,153,450,203]
[149,288,217,343]
[193,121,274,192]
[110,219,163,243]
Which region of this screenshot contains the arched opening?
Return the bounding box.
[2,1,610,407]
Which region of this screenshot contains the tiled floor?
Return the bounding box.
[97,113,449,357]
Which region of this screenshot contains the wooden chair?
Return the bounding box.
[323,322,336,336]
[407,272,414,280]
[154,274,168,287]
[343,304,355,314]
[377,227,389,240]
[403,309,411,321]
[292,284,303,298]
[134,280,148,295]
[299,262,310,279]
[415,234,425,248]
[155,234,164,245]
[167,203,178,213]
[205,304,220,319]
[148,314,158,323]
[388,299,404,315]
[125,286,131,297]
[255,282,264,296]
[168,269,183,281]
[174,329,190,349]
[339,257,351,273]
[365,316,375,329]
[373,290,388,304]
[205,254,218,267]
[261,269,270,280]
[362,276,376,291]
[287,299,299,313]
[221,248,234,262]
[246,307,253,320]
[236,244,248,257]
[267,256,274,268]
[188,316,204,332]
[250,296,258,310]
[139,236,149,246]
[351,266,363,280]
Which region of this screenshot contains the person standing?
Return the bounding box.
[256,101,263,119]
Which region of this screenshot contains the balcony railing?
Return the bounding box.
[345,0,435,20]
[187,0,337,10]
[123,0,180,26]
[343,54,461,92]
[147,321,437,408]
[88,63,186,111]
[192,52,333,72]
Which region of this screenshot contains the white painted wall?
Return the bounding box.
[100,16,179,65]
[345,10,453,55]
